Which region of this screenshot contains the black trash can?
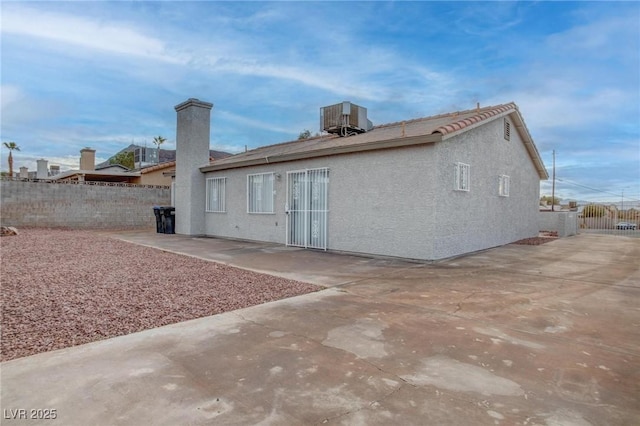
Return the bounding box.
[162,207,176,234]
[153,206,164,233]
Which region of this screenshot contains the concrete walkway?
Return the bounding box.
[2,233,639,425]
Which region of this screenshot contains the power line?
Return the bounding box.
[554,178,640,202]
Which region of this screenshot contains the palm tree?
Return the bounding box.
[152,136,166,164]
[2,142,20,177]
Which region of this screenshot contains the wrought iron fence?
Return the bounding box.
[578,203,639,236]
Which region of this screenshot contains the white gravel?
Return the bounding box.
[0,229,318,362]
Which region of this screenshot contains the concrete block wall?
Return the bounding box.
[539,211,578,237]
[0,180,171,230]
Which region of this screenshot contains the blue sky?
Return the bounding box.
[1,1,639,204]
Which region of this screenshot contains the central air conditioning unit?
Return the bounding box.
[320,101,373,137]
[134,147,158,165]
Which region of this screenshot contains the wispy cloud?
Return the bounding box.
[1,5,183,64]
[216,110,296,135]
[454,2,527,36]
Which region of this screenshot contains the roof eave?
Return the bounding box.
[510,112,549,180]
[436,109,513,141]
[199,133,442,172]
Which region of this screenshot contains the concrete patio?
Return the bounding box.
[1,232,639,425]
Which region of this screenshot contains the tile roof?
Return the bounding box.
[140,161,175,174]
[201,102,548,179]
[432,102,516,135]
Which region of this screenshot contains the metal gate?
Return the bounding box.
[286,168,329,249]
[579,203,639,236]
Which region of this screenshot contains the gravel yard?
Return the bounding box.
[0,229,318,362]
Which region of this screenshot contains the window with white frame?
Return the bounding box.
[206,177,226,212]
[454,162,470,191]
[247,172,275,213]
[499,175,510,197]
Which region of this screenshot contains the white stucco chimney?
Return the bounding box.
[80,148,96,171]
[19,166,29,179]
[174,98,213,236]
[36,159,49,179]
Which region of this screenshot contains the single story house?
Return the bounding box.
[174,99,548,261]
[49,148,141,184]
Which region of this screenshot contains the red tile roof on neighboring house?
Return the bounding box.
[145,157,225,177]
[140,161,176,174]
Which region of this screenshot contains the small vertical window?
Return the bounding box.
[248,173,275,213]
[206,177,226,212]
[499,175,510,197]
[504,118,511,141]
[455,162,470,191]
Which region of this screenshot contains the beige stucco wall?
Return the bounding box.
[137,167,174,186]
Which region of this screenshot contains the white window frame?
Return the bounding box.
[206,177,226,213]
[247,172,275,214]
[454,162,470,192]
[499,175,510,197]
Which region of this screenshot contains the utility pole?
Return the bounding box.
[551,150,556,212]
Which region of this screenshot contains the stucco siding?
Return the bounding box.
[432,116,542,259]
[328,146,438,260]
[203,145,438,259]
[136,168,174,186]
[200,116,542,260]
[204,165,286,244]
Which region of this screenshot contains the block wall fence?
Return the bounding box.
[0,180,171,230]
[539,211,578,237]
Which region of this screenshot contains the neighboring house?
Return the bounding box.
[97,144,232,171]
[135,161,176,186]
[135,150,233,187]
[46,147,231,187]
[49,148,141,184]
[174,99,548,261]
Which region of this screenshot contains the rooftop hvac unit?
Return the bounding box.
[320,101,373,136]
[134,147,158,165]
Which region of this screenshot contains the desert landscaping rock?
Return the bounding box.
[0,229,318,361]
